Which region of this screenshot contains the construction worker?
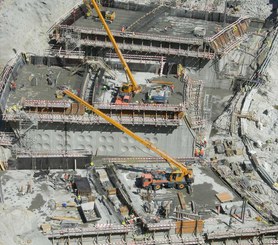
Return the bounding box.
[170,85,174,93]
[200,148,205,158]
[76,195,82,204]
[194,148,200,157]
[10,81,16,91]
[202,138,207,148]
[121,25,125,34]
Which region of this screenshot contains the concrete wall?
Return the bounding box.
[0,56,25,112]
[19,120,195,158]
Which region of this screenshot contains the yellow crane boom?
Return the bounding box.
[63,89,192,179]
[90,0,141,93]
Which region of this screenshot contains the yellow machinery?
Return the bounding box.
[83,0,115,22]
[90,0,141,94]
[104,10,115,22]
[83,0,93,17]
[63,89,193,190]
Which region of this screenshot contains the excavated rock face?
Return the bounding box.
[0,0,77,66]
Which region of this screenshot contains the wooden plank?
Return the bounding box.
[175,220,204,234]
[177,192,186,210]
[216,192,234,203]
[51,216,80,221]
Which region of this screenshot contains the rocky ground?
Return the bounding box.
[0,0,77,67]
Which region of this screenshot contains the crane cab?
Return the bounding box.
[138,173,153,189]
[168,170,184,182]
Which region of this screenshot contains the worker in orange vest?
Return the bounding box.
[121,25,125,33]
[200,148,205,158]
[10,81,17,91]
[194,148,200,157]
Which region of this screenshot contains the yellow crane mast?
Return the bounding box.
[90,0,141,94]
[63,89,193,190]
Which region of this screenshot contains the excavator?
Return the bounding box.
[63,89,194,190]
[90,0,141,95]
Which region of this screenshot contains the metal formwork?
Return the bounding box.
[207,17,251,55]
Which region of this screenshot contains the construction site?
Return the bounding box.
[0,0,278,244]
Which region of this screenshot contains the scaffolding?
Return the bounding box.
[3,109,182,127]
[15,149,91,158]
[0,132,17,146]
[183,76,205,130]
[58,24,214,59]
[105,53,166,66]
[207,17,250,55]
[22,99,71,108]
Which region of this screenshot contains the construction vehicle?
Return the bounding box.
[90,0,141,94]
[84,0,115,22]
[63,89,194,190]
[145,85,171,104]
[83,0,93,17]
[115,93,131,105]
[100,10,115,23]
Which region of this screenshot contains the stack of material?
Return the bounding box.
[41,224,51,233]
[216,192,234,203]
[0,161,6,171]
[119,206,129,216]
[97,169,116,196]
[176,220,204,234]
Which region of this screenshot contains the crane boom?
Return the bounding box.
[90,0,141,93]
[64,89,191,178]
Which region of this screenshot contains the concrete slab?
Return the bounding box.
[6,64,85,108]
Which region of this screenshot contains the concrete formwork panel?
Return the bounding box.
[22,120,195,158]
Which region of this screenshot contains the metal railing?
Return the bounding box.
[94,102,185,112]
[15,149,91,158]
[59,25,204,46]
[3,112,181,126]
[22,99,71,108]
[80,39,215,59]
[45,224,135,238]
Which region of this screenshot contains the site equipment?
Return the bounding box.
[115,93,131,105]
[83,0,93,17]
[145,85,171,104]
[101,10,115,23]
[90,0,141,94]
[63,89,194,190]
[149,80,174,86]
[84,0,115,22]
